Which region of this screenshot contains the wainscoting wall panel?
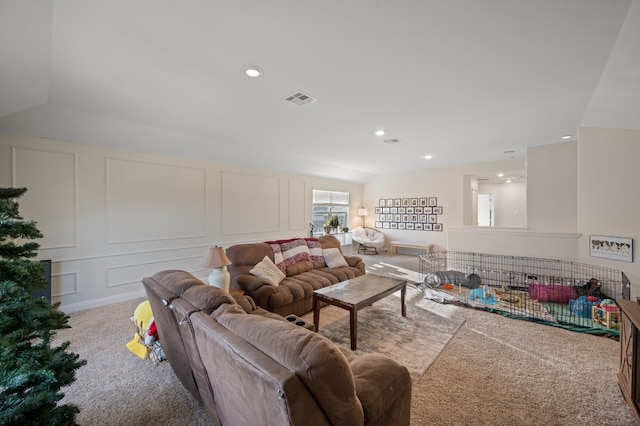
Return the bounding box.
[1,133,364,312]
[221,171,279,235]
[289,179,306,231]
[12,146,77,249]
[106,158,206,243]
[52,271,78,298]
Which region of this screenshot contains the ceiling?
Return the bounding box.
[1,0,639,183]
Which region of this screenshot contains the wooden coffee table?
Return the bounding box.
[313,274,407,350]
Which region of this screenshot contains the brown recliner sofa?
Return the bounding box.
[142,270,411,426]
[226,235,365,316]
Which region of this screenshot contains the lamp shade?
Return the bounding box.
[357,208,368,216]
[203,246,232,268]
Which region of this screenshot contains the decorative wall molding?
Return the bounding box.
[52,271,78,297]
[12,145,78,249]
[106,254,204,288]
[105,157,206,244]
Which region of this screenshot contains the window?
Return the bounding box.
[312,190,349,236]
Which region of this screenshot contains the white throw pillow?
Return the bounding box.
[250,256,286,286]
[323,248,348,268]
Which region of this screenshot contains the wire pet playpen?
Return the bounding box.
[419,251,630,336]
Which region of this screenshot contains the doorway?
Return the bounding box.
[477,193,494,227]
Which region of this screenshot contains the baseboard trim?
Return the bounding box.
[59,289,146,314]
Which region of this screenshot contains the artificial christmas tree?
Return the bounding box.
[0,187,86,425]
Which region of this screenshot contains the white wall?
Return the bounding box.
[477,181,527,227]
[0,133,363,312]
[527,141,578,233]
[578,127,640,299]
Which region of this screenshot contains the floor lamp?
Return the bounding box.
[203,246,232,292]
[358,208,368,228]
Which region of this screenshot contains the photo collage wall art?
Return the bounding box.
[374,197,443,231]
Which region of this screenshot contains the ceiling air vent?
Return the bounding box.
[383,139,400,144]
[284,91,317,106]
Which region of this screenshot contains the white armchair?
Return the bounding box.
[351,226,386,254]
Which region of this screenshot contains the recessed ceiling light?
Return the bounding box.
[245,66,263,78]
[561,135,572,140]
[424,155,433,160]
[375,130,385,136]
[506,180,512,183]
[498,173,504,177]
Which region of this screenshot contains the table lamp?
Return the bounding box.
[203,246,232,292]
[358,208,368,228]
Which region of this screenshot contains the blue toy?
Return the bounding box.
[469,285,498,305]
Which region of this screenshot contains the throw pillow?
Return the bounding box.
[323,248,348,268]
[250,256,286,286]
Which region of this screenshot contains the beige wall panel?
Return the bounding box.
[106,158,206,243]
[221,172,279,235]
[12,146,77,249]
[289,179,306,231]
[106,255,204,288]
[52,272,77,297]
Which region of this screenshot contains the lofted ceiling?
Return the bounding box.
[1,0,639,183]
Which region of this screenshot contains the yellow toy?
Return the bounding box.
[126,300,165,363]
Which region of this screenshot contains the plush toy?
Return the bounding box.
[126,300,161,361]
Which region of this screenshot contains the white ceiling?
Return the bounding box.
[1,0,639,183]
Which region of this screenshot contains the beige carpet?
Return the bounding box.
[53,254,636,425]
[301,283,465,384]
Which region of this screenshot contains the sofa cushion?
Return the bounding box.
[250,255,286,286]
[285,259,313,276]
[323,247,349,268]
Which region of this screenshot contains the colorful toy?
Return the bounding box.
[126,300,165,363]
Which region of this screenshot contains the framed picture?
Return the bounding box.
[379,199,386,207]
[415,207,423,214]
[375,221,382,228]
[390,207,398,214]
[433,223,443,232]
[406,206,414,214]
[402,214,409,222]
[425,207,433,214]
[379,214,386,221]
[382,207,390,213]
[390,222,398,229]
[394,214,401,222]
[419,198,428,207]
[428,197,437,207]
[589,235,633,262]
[419,214,427,223]
[424,223,433,231]
[411,198,418,207]
[398,223,406,230]
[428,214,437,223]
[406,223,415,230]
[398,207,406,214]
[402,198,410,207]
[415,223,424,230]
[410,214,418,223]
[394,198,401,207]
[383,222,390,229]
[375,207,382,214]
[433,206,443,215]
[387,198,393,206]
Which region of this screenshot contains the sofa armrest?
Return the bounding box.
[349,354,412,425]
[344,255,362,267]
[234,274,273,292]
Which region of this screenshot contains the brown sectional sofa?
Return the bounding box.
[142,269,411,426]
[226,235,365,316]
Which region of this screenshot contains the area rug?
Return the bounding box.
[301,282,465,384]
